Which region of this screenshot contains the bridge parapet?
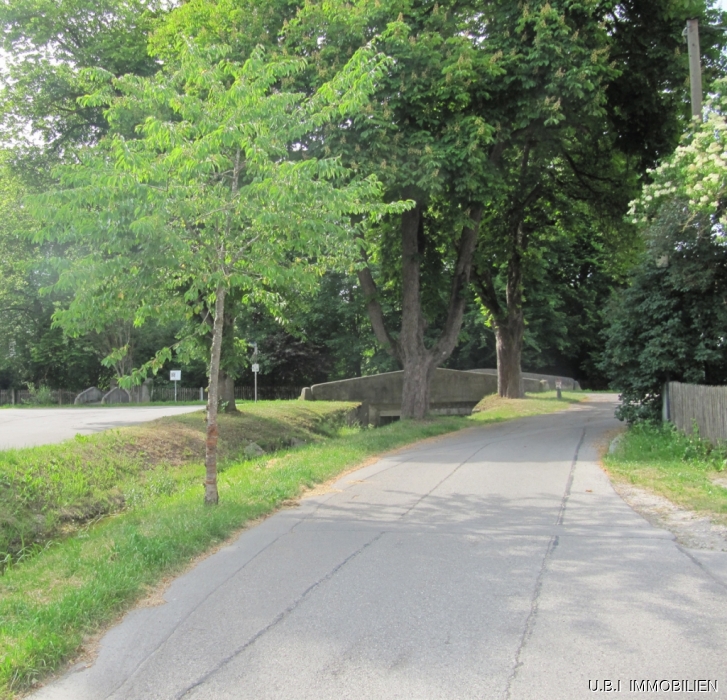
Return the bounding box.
[301,369,504,425]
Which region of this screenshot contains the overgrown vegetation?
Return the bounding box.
[602,79,727,421]
[0,393,581,697]
[0,401,357,570]
[604,421,727,519]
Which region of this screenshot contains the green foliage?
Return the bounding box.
[605,421,727,515]
[603,0,727,171]
[604,76,727,421]
[631,76,727,228]
[22,383,53,405]
[601,201,727,421]
[31,41,406,387]
[0,0,163,178]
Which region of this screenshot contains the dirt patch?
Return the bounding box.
[610,481,727,551]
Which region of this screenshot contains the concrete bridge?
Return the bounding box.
[299,368,568,425]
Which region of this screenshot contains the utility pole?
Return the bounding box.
[686,19,703,118]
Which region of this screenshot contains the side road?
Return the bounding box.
[31,395,727,700]
[0,406,202,449]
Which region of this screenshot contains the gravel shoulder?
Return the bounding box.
[609,478,727,551]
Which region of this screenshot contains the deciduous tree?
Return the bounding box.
[33,41,405,503]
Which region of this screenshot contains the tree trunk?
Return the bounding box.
[494,315,524,398]
[474,217,528,399]
[205,284,226,505]
[219,369,238,413]
[401,354,436,419]
[358,204,481,419]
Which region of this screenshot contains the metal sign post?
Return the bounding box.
[251,342,259,403]
[252,363,259,402]
[170,370,181,402]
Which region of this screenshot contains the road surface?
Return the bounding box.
[30,395,727,699]
[0,405,203,449]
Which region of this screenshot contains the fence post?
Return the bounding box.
[11,388,15,405]
[662,382,670,422]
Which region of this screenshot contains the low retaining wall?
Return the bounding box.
[467,369,580,391]
[301,368,500,425]
[101,387,130,404]
[75,387,104,404]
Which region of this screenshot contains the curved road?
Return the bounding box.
[0,405,203,449]
[31,396,727,699]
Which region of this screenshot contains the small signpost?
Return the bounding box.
[170,370,181,402]
[251,363,259,402]
[251,342,259,403]
[556,380,562,400]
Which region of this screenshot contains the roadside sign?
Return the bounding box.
[170,370,181,381]
[251,363,260,373]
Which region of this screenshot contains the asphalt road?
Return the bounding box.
[31,395,727,699]
[0,405,203,449]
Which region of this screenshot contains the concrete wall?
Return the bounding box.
[301,368,502,425]
[74,387,104,405]
[101,387,130,404]
[306,369,496,404]
[468,369,581,391]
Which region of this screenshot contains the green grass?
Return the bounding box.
[470,390,582,420]
[0,401,358,569]
[0,392,584,698]
[604,421,727,520]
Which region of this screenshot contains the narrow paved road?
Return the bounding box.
[32,396,727,699]
[0,406,203,449]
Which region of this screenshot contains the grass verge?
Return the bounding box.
[603,421,727,522]
[0,391,583,698]
[0,402,359,569]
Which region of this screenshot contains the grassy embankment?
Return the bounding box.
[0,391,581,698]
[604,421,727,523]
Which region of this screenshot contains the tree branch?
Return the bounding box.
[357,264,400,361]
[432,207,483,363]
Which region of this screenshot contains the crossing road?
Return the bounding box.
[30,395,727,699]
[0,405,203,449]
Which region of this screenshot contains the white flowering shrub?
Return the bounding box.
[629,77,727,230]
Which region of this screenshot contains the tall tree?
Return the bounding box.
[470,0,726,397]
[279,0,619,408]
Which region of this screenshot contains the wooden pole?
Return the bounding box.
[686,19,702,119]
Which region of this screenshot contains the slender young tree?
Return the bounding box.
[33,42,407,504]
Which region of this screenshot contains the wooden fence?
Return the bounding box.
[149,385,302,402]
[0,386,303,405]
[148,386,206,403]
[0,389,78,406]
[234,386,302,401]
[664,381,727,444]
